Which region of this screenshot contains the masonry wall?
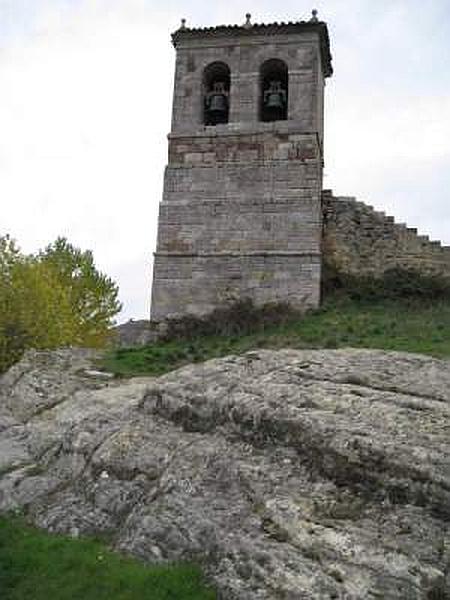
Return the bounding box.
[151,28,327,320]
[170,31,323,132]
[152,254,320,318]
[322,191,450,279]
[151,131,322,319]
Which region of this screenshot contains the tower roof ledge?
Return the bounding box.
[172,19,333,77]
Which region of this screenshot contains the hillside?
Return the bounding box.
[107,294,450,377]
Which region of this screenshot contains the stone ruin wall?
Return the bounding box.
[322,190,450,280]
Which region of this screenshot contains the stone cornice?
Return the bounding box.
[171,20,333,77]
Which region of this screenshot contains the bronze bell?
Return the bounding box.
[205,81,229,124]
[264,81,286,110]
[206,82,228,113]
[208,92,228,113]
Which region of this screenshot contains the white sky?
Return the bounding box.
[1,0,449,323]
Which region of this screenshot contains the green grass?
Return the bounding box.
[103,296,450,378]
[0,516,216,600]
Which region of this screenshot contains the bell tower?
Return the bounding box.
[151,12,333,320]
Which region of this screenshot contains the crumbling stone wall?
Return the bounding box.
[322,190,450,279]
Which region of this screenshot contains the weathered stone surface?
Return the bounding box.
[1,347,450,598]
[113,319,160,348]
[322,191,450,279]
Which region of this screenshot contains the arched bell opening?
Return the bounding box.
[203,61,231,126]
[260,59,288,122]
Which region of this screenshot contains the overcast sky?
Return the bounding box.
[1,0,449,323]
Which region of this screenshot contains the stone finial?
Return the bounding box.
[244,13,252,28]
[310,9,319,22]
[180,18,186,30]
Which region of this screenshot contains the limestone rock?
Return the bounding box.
[1,347,449,599]
[113,319,160,348]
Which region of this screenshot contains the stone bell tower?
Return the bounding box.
[151,11,333,320]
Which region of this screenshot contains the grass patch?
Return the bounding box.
[0,515,216,600]
[103,295,450,378]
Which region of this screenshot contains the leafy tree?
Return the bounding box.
[39,237,122,347]
[0,234,20,273]
[0,235,122,373]
[0,235,26,370]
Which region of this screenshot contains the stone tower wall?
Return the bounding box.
[151,23,331,320]
[322,191,450,279]
[170,30,325,134]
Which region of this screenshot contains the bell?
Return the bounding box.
[208,92,228,114]
[205,81,229,125]
[265,91,284,109]
[263,80,286,111]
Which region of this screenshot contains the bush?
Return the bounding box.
[322,264,450,303]
[160,298,300,341]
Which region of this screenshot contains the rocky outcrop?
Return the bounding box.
[113,319,160,347]
[1,347,449,599]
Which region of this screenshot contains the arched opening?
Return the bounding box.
[203,62,230,126]
[260,59,288,122]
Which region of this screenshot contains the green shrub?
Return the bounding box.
[161,298,300,341]
[322,264,450,303]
